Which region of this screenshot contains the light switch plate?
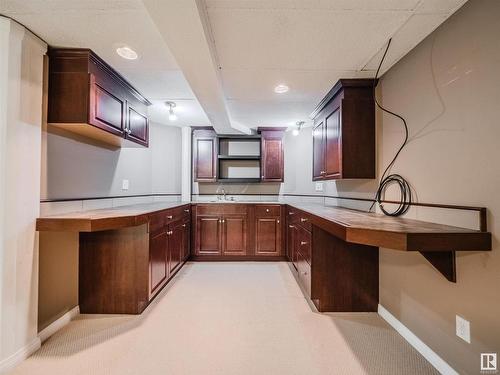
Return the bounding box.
[315,182,324,192]
[456,315,470,343]
[122,179,129,191]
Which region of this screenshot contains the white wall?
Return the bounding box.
[0,17,47,371]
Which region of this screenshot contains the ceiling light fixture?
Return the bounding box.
[293,121,305,136]
[116,46,138,60]
[274,84,289,94]
[166,101,177,121]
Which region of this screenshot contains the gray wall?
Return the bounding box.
[41,122,182,200]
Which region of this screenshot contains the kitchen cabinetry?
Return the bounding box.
[79,204,190,314]
[194,204,249,257]
[259,128,285,182]
[192,128,285,183]
[311,79,376,180]
[193,129,218,182]
[47,48,150,148]
[193,204,284,259]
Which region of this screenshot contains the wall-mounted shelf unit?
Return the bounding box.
[193,128,285,183]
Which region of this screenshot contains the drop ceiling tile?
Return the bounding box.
[363,13,449,73]
[208,8,411,70]
[221,68,373,101]
[206,0,420,11]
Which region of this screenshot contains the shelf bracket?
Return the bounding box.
[419,251,456,282]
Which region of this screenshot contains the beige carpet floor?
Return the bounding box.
[10,262,437,375]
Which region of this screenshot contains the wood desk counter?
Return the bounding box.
[36,201,191,232]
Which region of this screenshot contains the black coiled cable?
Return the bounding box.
[370,38,413,216]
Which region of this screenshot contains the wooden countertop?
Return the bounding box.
[36,201,491,252]
[36,202,191,232]
[290,203,491,252]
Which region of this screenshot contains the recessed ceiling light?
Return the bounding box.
[116,46,138,60]
[274,84,289,94]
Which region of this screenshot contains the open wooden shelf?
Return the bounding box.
[216,178,262,183]
[217,155,261,160]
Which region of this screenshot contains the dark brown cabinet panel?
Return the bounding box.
[182,220,191,261]
[47,48,150,148]
[193,129,217,182]
[168,222,183,275]
[286,223,298,269]
[222,215,248,256]
[312,122,325,179]
[255,217,281,256]
[311,79,375,180]
[126,104,149,147]
[195,215,221,255]
[260,129,285,182]
[149,231,168,296]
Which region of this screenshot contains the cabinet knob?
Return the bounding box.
[266,209,270,212]
[167,230,173,235]
[184,209,190,213]
[300,218,308,222]
[182,224,186,227]
[167,215,173,219]
[127,129,132,135]
[289,212,295,215]
[289,225,294,228]
[277,220,280,224]
[300,241,307,246]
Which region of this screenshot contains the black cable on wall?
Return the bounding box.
[371,38,413,217]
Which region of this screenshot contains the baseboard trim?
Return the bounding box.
[0,337,41,374]
[378,304,458,375]
[38,305,80,343]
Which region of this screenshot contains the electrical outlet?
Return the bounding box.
[456,315,471,343]
[122,179,129,191]
[315,182,324,192]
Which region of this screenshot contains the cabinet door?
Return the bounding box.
[149,231,168,296]
[287,224,298,268]
[194,137,217,182]
[195,215,221,255]
[168,223,183,275]
[312,121,325,180]
[182,220,191,261]
[88,74,125,136]
[261,131,284,182]
[222,215,247,256]
[126,103,149,147]
[324,108,341,178]
[255,217,281,256]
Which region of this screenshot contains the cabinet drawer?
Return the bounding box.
[255,205,280,217]
[195,204,222,215]
[287,209,311,231]
[222,204,249,215]
[297,250,311,297]
[165,205,191,223]
[296,225,311,265]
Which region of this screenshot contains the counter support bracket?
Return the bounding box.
[419,251,456,283]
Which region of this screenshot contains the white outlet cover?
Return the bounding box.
[456,315,471,343]
[315,182,324,192]
[122,179,130,190]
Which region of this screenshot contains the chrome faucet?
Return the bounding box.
[216,187,227,201]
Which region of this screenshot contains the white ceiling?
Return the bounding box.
[1,0,467,131]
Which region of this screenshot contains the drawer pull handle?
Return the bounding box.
[289,225,294,228]
[184,209,190,213]
[300,241,307,246]
[289,212,295,215]
[167,215,173,219]
[182,224,186,228]
[167,231,173,235]
[300,218,308,222]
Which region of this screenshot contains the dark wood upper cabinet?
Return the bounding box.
[193,129,217,182]
[259,128,285,182]
[47,48,151,148]
[311,79,376,180]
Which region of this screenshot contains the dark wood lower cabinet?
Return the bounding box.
[79,204,190,314]
[192,204,284,259]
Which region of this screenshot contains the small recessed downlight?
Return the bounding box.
[274,84,289,94]
[116,46,138,60]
